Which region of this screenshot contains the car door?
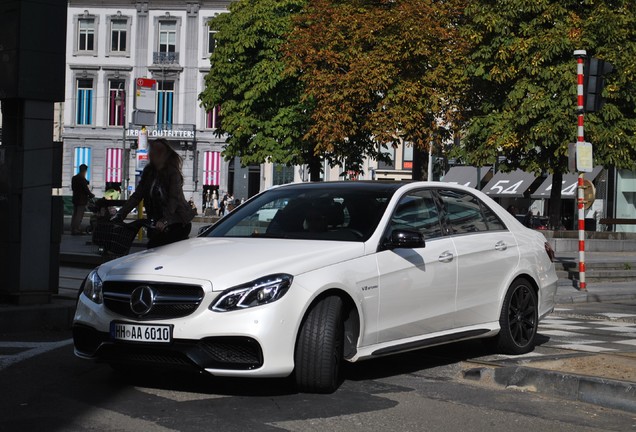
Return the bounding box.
[376,189,458,343]
[437,189,519,328]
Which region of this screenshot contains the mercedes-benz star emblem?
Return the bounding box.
[130,285,155,316]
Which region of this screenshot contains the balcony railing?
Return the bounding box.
[153,51,179,65]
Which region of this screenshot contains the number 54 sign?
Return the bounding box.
[488,179,524,195]
[484,170,536,197]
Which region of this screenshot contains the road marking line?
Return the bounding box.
[0,341,49,349]
[135,387,227,402]
[0,339,73,371]
[598,313,636,319]
[614,340,636,346]
[539,330,579,337]
[551,344,616,353]
[540,324,589,330]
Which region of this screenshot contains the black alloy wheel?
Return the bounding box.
[495,278,538,355]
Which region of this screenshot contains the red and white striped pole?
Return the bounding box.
[575,49,587,291]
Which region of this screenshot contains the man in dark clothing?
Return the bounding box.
[71,164,95,235]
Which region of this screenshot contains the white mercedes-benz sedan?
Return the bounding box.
[73,181,558,393]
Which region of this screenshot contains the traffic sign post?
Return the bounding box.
[574,50,588,292]
[133,78,157,126]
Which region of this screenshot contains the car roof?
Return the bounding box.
[274,181,410,193]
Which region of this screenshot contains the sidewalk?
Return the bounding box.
[554,251,636,303]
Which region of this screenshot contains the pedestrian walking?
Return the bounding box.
[113,139,195,248]
[71,164,95,235]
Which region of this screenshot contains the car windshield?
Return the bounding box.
[204,186,395,242]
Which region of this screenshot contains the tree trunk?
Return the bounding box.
[412,147,428,181]
[548,171,563,230]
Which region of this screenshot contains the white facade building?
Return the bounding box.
[63,1,233,210]
[61,1,412,209]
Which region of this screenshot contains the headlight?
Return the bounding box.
[210,274,293,312]
[83,269,104,304]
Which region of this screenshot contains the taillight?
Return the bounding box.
[544,242,555,262]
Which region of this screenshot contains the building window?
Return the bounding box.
[403,144,414,170]
[273,164,295,186]
[159,21,177,53]
[105,148,123,184]
[78,18,95,52]
[73,147,92,181]
[208,28,217,55]
[110,19,127,52]
[377,146,395,170]
[157,81,175,126]
[206,105,222,129]
[203,151,222,186]
[108,80,126,127]
[76,78,94,125]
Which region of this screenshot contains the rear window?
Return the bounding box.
[438,189,506,234]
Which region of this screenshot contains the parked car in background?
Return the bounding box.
[73,182,558,393]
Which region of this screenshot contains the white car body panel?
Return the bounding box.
[73,181,558,378]
[97,237,365,292]
[376,236,458,342]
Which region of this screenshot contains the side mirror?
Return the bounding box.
[197,225,212,236]
[386,229,425,250]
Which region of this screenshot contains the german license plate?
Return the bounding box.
[111,322,172,343]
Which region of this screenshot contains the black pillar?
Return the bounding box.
[0,0,67,304]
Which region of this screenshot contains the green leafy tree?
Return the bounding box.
[286,0,470,177]
[460,0,636,226]
[199,0,322,180]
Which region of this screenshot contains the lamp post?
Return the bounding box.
[115,83,129,199]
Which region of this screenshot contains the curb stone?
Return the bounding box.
[556,293,636,304]
[463,365,636,414]
[0,300,76,333]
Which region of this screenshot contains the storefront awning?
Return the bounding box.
[530,167,603,199]
[442,166,491,188]
[482,169,537,198]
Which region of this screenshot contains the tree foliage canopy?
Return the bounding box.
[461,0,636,174]
[199,0,316,170]
[201,0,636,183]
[285,0,470,172]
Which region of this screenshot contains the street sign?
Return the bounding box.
[128,185,133,191]
[134,78,157,112]
[576,141,594,172]
[583,179,596,209]
[136,149,149,172]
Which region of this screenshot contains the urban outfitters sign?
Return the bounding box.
[126,126,195,140]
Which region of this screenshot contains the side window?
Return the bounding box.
[389,190,443,240]
[438,190,488,234]
[481,203,507,231]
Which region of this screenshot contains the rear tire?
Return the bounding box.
[294,296,344,394]
[495,278,538,355]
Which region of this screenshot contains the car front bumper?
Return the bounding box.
[73,286,307,377]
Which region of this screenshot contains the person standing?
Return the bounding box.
[114,139,194,249]
[71,164,94,235]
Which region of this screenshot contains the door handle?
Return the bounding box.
[438,251,454,263]
[495,241,508,251]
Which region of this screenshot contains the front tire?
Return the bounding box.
[294,296,344,394]
[495,278,538,355]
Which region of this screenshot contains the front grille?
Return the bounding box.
[103,281,204,320]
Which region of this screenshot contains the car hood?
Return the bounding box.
[98,237,366,291]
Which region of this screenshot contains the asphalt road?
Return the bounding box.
[0,327,634,432]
